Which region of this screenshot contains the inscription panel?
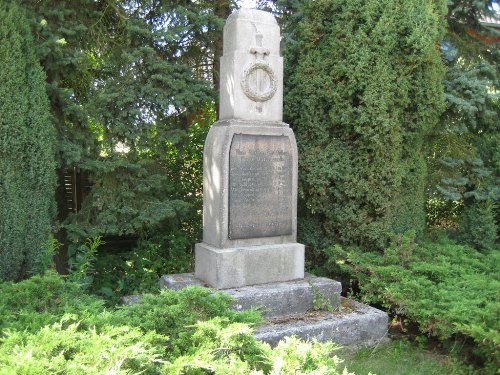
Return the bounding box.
[229,134,293,239]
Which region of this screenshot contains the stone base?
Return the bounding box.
[160,273,341,318]
[255,298,389,349]
[226,275,341,318]
[195,242,304,289]
[158,273,389,349]
[159,273,206,290]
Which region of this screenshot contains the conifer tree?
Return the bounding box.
[0,1,56,280]
[427,0,499,250]
[285,0,446,250]
[20,1,229,269]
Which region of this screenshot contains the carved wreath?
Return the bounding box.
[240,62,277,102]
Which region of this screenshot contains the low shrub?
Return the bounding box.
[109,286,262,359]
[0,271,106,333]
[91,232,194,302]
[325,233,499,370]
[165,321,349,374]
[0,319,164,375]
[0,272,354,374]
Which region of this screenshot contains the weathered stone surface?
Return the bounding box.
[121,295,143,305]
[158,273,389,349]
[201,120,299,249]
[159,273,341,318]
[195,9,303,289]
[229,134,293,239]
[195,242,304,289]
[159,273,205,290]
[219,9,283,121]
[255,298,389,348]
[226,275,341,318]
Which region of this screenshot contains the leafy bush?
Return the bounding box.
[0,271,106,333]
[165,322,350,374]
[0,273,353,374]
[68,236,104,289]
[326,234,499,369]
[91,232,194,301]
[109,286,262,359]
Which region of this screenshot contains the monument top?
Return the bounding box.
[219,9,283,122]
[223,9,280,56]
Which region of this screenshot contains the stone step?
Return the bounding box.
[254,298,389,348]
[160,273,341,319]
[159,273,389,350]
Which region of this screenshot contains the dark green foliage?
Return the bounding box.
[19,1,225,272]
[60,2,216,241]
[459,201,497,251]
[68,236,104,289]
[0,273,349,374]
[0,1,56,281]
[326,234,500,369]
[285,0,446,250]
[77,118,212,298]
[426,0,499,241]
[92,231,193,301]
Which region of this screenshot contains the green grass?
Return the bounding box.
[344,340,471,375]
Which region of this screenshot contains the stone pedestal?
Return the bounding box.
[159,273,389,349]
[194,9,304,289]
[195,243,304,289]
[195,119,304,289]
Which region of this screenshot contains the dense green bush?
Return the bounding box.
[285,0,446,250]
[0,321,164,375]
[459,201,497,251]
[325,234,499,369]
[165,326,347,374]
[0,273,354,374]
[0,0,56,280]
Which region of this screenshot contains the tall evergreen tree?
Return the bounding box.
[285,0,446,251]
[427,0,499,250]
[21,0,231,272]
[0,1,56,280]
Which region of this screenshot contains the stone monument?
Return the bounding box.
[159,9,389,349]
[194,9,304,289]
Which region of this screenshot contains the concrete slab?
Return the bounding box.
[254,298,389,348]
[158,273,389,349]
[226,276,341,318]
[159,273,341,319]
